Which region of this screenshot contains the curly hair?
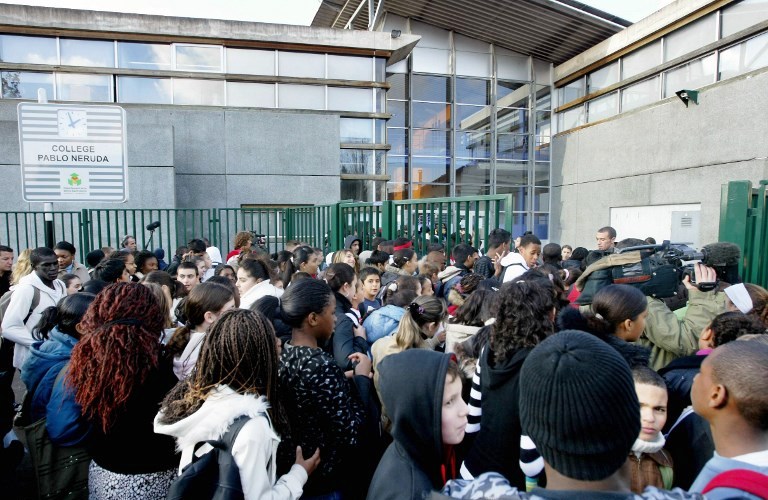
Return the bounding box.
[67,282,165,432]
[490,280,555,362]
[159,309,290,437]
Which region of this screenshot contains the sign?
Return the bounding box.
[18,103,128,202]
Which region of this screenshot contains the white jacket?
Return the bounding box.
[239,280,283,310]
[154,385,307,500]
[1,272,66,368]
[172,330,205,380]
[499,252,530,283]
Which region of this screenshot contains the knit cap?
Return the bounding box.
[519,330,640,481]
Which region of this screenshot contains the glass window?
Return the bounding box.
[497,54,530,81]
[386,58,408,74]
[664,13,717,62]
[411,157,450,184]
[387,73,407,100]
[117,76,172,104]
[719,32,768,80]
[535,111,551,137]
[622,40,661,79]
[411,130,450,156]
[534,188,550,211]
[456,131,491,159]
[57,73,111,102]
[60,39,115,67]
[388,182,408,200]
[1,71,54,99]
[341,149,383,175]
[535,163,550,187]
[411,20,451,49]
[456,51,492,77]
[412,47,451,75]
[664,53,716,97]
[118,42,171,70]
[328,87,373,112]
[412,74,451,102]
[497,134,528,160]
[341,179,385,202]
[328,55,372,81]
[0,35,57,65]
[387,128,408,155]
[375,58,386,81]
[533,212,549,239]
[173,79,225,106]
[413,184,450,199]
[375,119,386,143]
[496,186,528,213]
[340,118,374,143]
[175,45,222,72]
[587,92,618,122]
[388,101,407,128]
[388,156,408,183]
[456,159,491,184]
[456,105,491,130]
[278,51,325,78]
[557,105,585,131]
[496,162,528,185]
[226,48,275,75]
[535,137,550,162]
[588,61,619,92]
[497,107,528,134]
[456,78,490,105]
[497,81,528,108]
[456,185,491,196]
[278,83,324,109]
[621,77,660,112]
[558,77,585,105]
[412,102,451,128]
[226,82,275,107]
[721,0,768,38]
[535,87,551,111]
[376,88,386,113]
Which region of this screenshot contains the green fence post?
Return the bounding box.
[503,194,514,233]
[751,181,767,287]
[80,208,91,256]
[719,180,752,280]
[381,201,394,240]
[330,203,342,252]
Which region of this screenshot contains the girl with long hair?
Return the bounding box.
[363,275,421,347]
[332,249,359,274]
[324,263,367,372]
[155,309,320,499]
[67,283,179,498]
[166,281,236,380]
[278,279,376,498]
[380,248,418,290]
[238,258,283,310]
[280,246,320,286]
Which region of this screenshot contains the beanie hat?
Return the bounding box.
[519,330,640,481]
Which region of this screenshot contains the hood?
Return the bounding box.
[153,248,166,260]
[21,327,77,389]
[371,304,405,322]
[344,235,362,250]
[154,385,273,452]
[499,251,526,268]
[384,264,410,277]
[556,308,650,368]
[377,349,452,487]
[206,246,223,264]
[438,266,462,283]
[16,272,66,297]
[483,346,531,390]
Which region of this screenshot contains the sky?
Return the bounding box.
[3,0,676,25]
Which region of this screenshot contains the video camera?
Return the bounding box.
[249,231,267,249]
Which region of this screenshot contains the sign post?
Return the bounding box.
[18,99,129,210]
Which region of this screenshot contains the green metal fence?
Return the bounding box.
[719,180,768,287]
[0,194,523,263]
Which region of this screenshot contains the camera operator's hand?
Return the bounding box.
[683,263,717,291]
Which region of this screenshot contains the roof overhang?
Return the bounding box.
[312,0,630,64]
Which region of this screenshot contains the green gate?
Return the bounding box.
[0,211,84,258]
[719,180,768,287]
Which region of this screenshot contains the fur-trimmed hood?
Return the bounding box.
[154,385,275,452]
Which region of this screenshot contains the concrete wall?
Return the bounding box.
[0,102,340,211]
[551,67,768,249]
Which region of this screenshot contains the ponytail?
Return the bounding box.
[33,306,59,341]
[393,295,446,349]
[32,293,96,341]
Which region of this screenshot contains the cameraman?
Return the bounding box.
[640,262,724,370]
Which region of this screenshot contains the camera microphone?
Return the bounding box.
[146,221,161,231]
[701,242,741,267]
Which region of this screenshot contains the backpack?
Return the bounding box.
[0,286,41,331]
[166,415,251,500]
[702,469,768,498]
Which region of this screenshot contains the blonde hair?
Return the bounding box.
[332,249,359,273]
[11,249,33,286]
[394,295,446,350]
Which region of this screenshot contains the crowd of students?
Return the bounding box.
[0,223,766,499]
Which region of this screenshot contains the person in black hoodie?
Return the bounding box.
[368,349,467,500]
[325,263,368,372]
[461,279,555,487]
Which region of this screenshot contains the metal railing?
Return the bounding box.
[719,180,768,287]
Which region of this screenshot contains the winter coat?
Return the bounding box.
[154,385,307,500]
[498,252,529,283]
[445,323,481,354]
[368,350,456,500]
[20,327,89,446]
[380,264,411,291]
[363,305,405,347]
[1,272,66,368]
[437,265,467,300]
[331,292,367,371]
[239,280,283,310]
[629,449,673,493]
[344,235,362,251]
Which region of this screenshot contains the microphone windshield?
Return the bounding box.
[702,242,741,267]
[146,221,161,231]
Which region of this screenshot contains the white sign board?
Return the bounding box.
[17,103,128,202]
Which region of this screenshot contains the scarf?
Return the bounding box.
[632,431,665,458]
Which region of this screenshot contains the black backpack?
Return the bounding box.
[166,415,250,500]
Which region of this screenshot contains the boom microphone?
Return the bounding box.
[146,221,161,231]
[700,242,741,267]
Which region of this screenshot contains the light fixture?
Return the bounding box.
[675,89,699,107]
[391,29,401,38]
